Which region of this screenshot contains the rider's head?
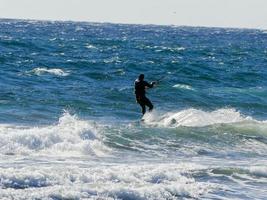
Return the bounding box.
[139,74,144,81]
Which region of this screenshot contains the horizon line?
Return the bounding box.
[0,17,265,31]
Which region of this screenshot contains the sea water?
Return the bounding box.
[0,19,267,199]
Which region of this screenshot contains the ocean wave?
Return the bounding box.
[85,43,98,49]
[137,45,185,52]
[0,163,213,199]
[209,165,267,184]
[75,26,85,31]
[0,110,266,159]
[142,108,258,128]
[173,84,194,91]
[103,56,121,64]
[249,166,267,178]
[0,112,110,157]
[30,67,69,76]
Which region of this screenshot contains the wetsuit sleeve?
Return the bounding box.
[144,81,154,88]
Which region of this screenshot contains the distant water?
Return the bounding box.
[0,19,267,200]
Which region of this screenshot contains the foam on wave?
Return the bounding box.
[249,166,267,178]
[0,163,214,199]
[0,112,110,157]
[143,108,257,127]
[30,67,69,76]
[173,84,194,90]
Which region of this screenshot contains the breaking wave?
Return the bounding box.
[0,112,110,157]
[30,67,69,76]
[0,163,213,200]
[172,84,194,91]
[142,108,261,127]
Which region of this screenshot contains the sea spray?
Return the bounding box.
[142,108,252,127]
[0,112,110,157]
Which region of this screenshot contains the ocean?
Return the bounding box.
[0,19,267,199]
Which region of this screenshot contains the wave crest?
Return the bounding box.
[143,108,254,127]
[173,84,194,90]
[0,163,212,199]
[30,67,69,76]
[0,112,110,157]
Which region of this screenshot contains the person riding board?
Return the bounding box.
[134,74,156,115]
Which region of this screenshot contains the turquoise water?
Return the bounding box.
[0,19,267,199]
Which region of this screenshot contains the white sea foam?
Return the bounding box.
[85,44,97,49]
[173,84,194,90]
[0,112,110,157]
[30,67,69,76]
[139,45,185,52]
[143,108,254,127]
[249,166,267,178]
[156,46,185,52]
[103,56,121,63]
[0,163,214,200]
[49,37,57,41]
[75,26,85,31]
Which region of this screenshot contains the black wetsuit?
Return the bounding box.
[134,79,155,115]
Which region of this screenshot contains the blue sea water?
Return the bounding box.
[0,19,267,199]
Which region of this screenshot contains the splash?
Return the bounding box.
[0,112,110,157]
[143,108,254,127]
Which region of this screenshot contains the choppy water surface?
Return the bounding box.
[0,19,267,199]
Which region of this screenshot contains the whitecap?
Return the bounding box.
[0,163,214,199]
[85,44,97,49]
[158,46,185,52]
[173,84,194,90]
[30,67,69,76]
[142,108,255,128]
[174,47,186,51]
[75,26,85,31]
[103,56,121,63]
[0,112,110,157]
[138,45,185,52]
[249,166,267,178]
[114,68,125,76]
[49,38,57,41]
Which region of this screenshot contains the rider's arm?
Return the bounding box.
[144,81,156,88]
